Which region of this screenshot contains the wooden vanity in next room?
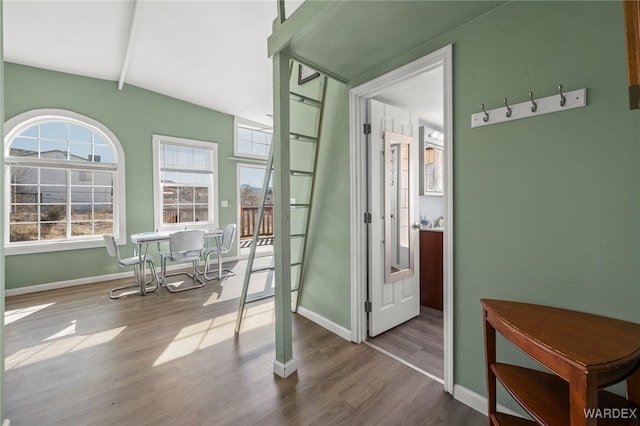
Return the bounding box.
[420,229,443,310]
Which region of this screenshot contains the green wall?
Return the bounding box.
[297,0,640,411]
[4,63,239,290]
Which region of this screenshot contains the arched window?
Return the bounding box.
[4,109,126,254]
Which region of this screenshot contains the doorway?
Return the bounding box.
[236,163,274,259]
[348,45,453,393]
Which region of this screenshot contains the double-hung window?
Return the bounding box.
[4,109,126,255]
[152,135,218,231]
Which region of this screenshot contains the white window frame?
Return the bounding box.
[234,116,273,160]
[4,109,126,255]
[152,134,219,232]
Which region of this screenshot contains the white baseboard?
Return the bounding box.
[453,384,526,419]
[296,305,352,341]
[273,359,297,378]
[5,256,240,297]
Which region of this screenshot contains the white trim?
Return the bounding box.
[4,256,239,297]
[4,109,127,252]
[151,134,219,232]
[296,306,352,341]
[349,45,454,393]
[365,341,444,385]
[453,384,526,419]
[273,359,297,378]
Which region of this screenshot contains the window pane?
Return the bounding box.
[162,144,178,168]
[193,147,210,170]
[93,144,115,164]
[41,168,67,185]
[93,221,113,235]
[177,172,195,185]
[10,204,38,223]
[41,205,66,222]
[18,126,38,138]
[40,140,68,159]
[238,140,252,154]
[69,142,92,162]
[70,170,92,186]
[238,127,252,142]
[10,137,38,157]
[94,172,113,186]
[69,125,91,142]
[10,223,38,242]
[194,186,208,203]
[94,188,113,203]
[11,167,37,185]
[176,145,193,169]
[253,131,267,144]
[194,205,208,222]
[252,143,267,156]
[94,204,113,220]
[40,186,67,203]
[93,133,108,146]
[71,204,92,220]
[163,186,177,204]
[163,206,178,224]
[40,222,66,240]
[179,207,194,223]
[11,186,38,203]
[179,187,194,203]
[40,122,68,140]
[71,222,92,236]
[70,186,92,203]
[162,171,178,184]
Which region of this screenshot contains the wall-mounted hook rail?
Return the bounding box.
[471,87,586,128]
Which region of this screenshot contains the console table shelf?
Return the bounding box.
[482,299,640,426]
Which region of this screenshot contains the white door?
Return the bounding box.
[368,99,420,337]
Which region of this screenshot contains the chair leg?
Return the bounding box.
[203,251,235,281]
[110,260,159,299]
[163,259,206,293]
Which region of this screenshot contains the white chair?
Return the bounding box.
[160,229,206,292]
[103,234,158,299]
[202,223,237,280]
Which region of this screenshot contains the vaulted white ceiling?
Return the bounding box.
[3,0,295,126]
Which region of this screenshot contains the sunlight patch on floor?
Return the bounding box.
[44,320,77,341]
[153,300,275,367]
[5,302,55,325]
[6,326,127,370]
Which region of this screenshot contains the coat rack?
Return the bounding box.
[471,85,587,128]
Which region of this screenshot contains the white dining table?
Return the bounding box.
[130,228,223,295]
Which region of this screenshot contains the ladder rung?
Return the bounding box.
[289,92,322,108]
[291,262,302,267]
[291,203,310,208]
[290,233,306,239]
[290,132,317,143]
[290,169,314,176]
[246,292,275,303]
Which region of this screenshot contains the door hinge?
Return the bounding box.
[363,212,371,224]
[363,123,371,134]
[365,300,372,313]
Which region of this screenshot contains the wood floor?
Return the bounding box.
[367,305,444,380]
[5,261,485,426]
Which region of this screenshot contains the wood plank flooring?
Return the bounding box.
[367,305,444,380]
[5,262,485,426]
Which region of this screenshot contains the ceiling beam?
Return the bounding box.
[118,0,143,91]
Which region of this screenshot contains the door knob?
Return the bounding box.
[412,223,421,230]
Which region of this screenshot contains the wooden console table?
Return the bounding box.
[482,299,640,425]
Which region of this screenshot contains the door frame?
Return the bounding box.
[348,44,454,393]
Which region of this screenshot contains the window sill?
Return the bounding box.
[5,237,121,256]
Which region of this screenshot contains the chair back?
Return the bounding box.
[103,234,120,260]
[170,230,205,255]
[220,223,237,254]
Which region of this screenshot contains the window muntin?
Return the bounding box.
[4,109,126,255]
[152,135,218,231]
[234,117,272,159]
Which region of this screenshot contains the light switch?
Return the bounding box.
[221,200,230,208]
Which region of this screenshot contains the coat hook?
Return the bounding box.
[504,98,512,118]
[481,104,489,122]
[558,84,566,107]
[529,91,537,112]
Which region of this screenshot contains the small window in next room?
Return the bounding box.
[3,109,126,255]
[234,117,273,160]
[152,134,218,231]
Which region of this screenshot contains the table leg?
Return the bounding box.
[484,311,497,425]
[569,370,598,426]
